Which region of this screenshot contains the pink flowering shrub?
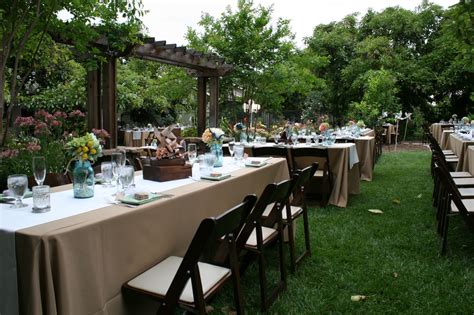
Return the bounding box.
[1,109,103,188]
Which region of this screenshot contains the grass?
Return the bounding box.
[210,151,474,314]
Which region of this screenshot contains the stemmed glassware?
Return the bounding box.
[7,174,28,208]
[228,142,235,158]
[273,134,280,144]
[32,156,46,186]
[111,152,124,191]
[188,143,197,164]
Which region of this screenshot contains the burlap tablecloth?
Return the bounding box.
[467,146,474,175]
[440,130,455,150]
[448,133,474,171]
[290,144,360,208]
[430,123,454,143]
[15,159,289,315]
[123,130,151,147]
[355,136,374,181]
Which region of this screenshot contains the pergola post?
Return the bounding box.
[197,76,208,135]
[102,58,117,149]
[86,66,101,131]
[209,76,219,128]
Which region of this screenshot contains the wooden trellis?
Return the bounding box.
[85,38,233,148]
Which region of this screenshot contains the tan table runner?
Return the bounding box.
[15,159,289,315]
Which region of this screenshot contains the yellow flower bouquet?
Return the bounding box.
[66,133,102,162]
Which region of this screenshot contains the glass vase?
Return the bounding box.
[73,160,94,198]
[210,143,224,167]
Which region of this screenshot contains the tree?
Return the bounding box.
[186,0,295,113]
[117,59,195,126]
[0,0,144,145]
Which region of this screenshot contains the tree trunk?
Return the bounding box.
[0,58,5,146]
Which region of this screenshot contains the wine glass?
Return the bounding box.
[32,156,46,186]
[188,143,197,164]
[7,174,28,208]
[228,142,235,157]
[111,152,123,188]
[273,134,280,144]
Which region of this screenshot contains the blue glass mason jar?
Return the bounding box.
[211,143,224,167]
[73,160,95,198]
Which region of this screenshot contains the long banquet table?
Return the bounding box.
[430,123,454,144]
[1,157,288,315]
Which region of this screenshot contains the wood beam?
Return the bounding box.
[209,77,219,128]
[197,77,208,135]
[102,58,117,149]
[86,66,101,131]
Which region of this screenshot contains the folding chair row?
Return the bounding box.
[434,164,474,255]
[123,163,319,314]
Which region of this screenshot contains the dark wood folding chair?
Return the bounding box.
[435,165,474,255]
[123,195,257,315]
[290,147,333,207]
[236,179,296,312]
[284,163,318,272]
[252,145,292,176]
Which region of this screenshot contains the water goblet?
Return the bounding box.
[291,134,298,145]
[273,134,280,144]
[228,142,235,157]
[101,162,113,187]
[233,144,245,165]
[203,153,216,175]
[32,156,46,186]
[188,143,197,164]
[120,166,135,191]
[7,174,28,208]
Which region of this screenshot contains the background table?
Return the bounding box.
[430,123,454,143]
[6,158,288,315]
[448,133,474,171]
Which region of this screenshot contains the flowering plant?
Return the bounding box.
[347,120,355,126]
[92,128,110,145]
[462,116,469,124]
[233,122,246,133]
[356,120,366,128]
[319,122,330,133]
[202,128,225,146]
[66,133,102,162]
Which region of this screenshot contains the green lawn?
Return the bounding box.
[212,151,474,314]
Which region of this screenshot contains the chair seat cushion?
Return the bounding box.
[313,170,325,177]
[453,177,474,187]
[261,203,303,221]
[459,188,474,198]
[245,226,278,248]
[126,256,231,304]
[451,200,474,213]
[450,172,472,178]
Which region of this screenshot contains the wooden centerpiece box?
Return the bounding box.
[142,157,191,182]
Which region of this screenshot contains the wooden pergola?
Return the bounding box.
[86,38,233,148]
